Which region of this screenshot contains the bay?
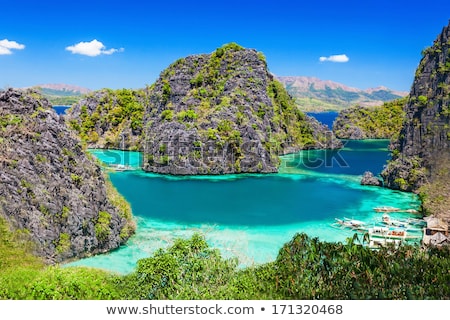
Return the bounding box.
[65,140,420,274]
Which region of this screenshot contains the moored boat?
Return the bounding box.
[368,226,421,240]
[380,213,425,231]
[373,206,400,212]
[333,217,367,231]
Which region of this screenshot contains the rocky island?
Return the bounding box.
[142,43,342,174]
[68,43,342,175]
[0,89,135,263]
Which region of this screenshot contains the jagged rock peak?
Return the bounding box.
[0,88,135,263]
[381,22,450,191]
[142,43,342,175]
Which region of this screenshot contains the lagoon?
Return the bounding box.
[65,140,420,274]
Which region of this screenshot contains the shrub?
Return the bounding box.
[95,211,111,242]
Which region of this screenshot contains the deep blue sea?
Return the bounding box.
[307,111,339,129]
[53,105,70,115]
[65,139,421,274]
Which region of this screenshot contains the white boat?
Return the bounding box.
[381,213,409,228]
[381,213,425,231]
[334,217,367,231]
[109,164,134,171]
[368,226,407,239]
[368,226,421,240]
[373,206,400,212]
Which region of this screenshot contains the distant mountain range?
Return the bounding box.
[23,84,92,105]
[33,83,91,95]
[276,76,408,111]
[23,79,407,111]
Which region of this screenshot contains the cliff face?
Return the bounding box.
[0,89,135,263]
[382,22,450,192]
[142,43,341,175]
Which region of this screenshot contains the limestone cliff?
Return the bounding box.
[381,22,450,194]
[0,89,135,263]
[67,88,146,150]
[142,43,342,175]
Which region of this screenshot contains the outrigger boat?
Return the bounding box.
[381,213,409,228]
[367,226,421,240]
[108,164,134,172]
[373,206,419,214]
[333,217,367,231]
[381,213,426,230]
[373,206,400,212]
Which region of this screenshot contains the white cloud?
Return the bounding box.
[65,39,124,57]
[0,39,25,55]
[319,54,349,63]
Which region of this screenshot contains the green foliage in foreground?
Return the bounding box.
[0,217,121,299]
[1,227,449,299]
[114,233,449,300]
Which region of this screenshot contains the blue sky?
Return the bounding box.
[1,0,449,91]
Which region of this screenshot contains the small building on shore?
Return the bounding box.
[422,216,449,246]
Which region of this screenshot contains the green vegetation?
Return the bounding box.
[0,216,118,299]
[70,173,82,185]
[419,155,450,216]
[46,95,81,105]
[1,228,448,299]
[294,97,344,112]
[333,97,407,139]
[67,88,146,148]
[267,80,316,149]
[104,174,135,241]
[55,233,71,254]
[94,211,112,242]
[0,114,22,128]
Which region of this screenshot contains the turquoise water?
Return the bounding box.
[88,149,143,168]
[65,140,420,274]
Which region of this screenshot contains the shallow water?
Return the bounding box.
[65,140,420,274]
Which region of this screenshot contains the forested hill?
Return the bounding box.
[332,97,406,139]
